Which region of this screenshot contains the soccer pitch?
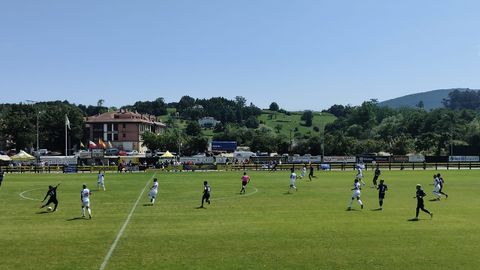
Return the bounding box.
[1,170,480,270]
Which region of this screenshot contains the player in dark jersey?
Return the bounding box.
[377,179,388,209]
[0,170,4,187]
[436,173,449,199]
[372,166,381,188]
[200,181,211,208]
[40,184,60,212]
[413,184,433,220]
[308,165,316,181]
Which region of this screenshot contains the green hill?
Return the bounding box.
[159,109,336,140]
[258,110,336,139]
[379,88,476,110]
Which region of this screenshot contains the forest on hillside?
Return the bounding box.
[2,90,480,155]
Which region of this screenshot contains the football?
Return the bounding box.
[47,206,53,211]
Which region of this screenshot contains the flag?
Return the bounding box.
[65,115,71,130]
[107,141,113,148]
[89,141,97,148]
[98,139,107,149]
[80,141,85,148]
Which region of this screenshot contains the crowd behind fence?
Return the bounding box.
[2,162,480,173]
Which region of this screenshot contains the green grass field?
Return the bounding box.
[1,169,479,270]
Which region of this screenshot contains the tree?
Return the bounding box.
[245,116,259,129]
[183,136,209,156]
[301,110,314,127]
[122,97,168,116]
[443,89,480,110]
[177,96,196,114]
[235,96,247,108]
[323,104,351,118]
[416,101,424,108]
[1,104,36,151]
[274,124,283,133]
[185,121,202,136]
[269,102,279,111]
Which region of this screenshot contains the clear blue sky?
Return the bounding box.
[1,0,479,110]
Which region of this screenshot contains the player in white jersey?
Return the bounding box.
[81,184,92,219]
[289,168,297,193]
[97,170,105,191]
[432,175,442,200]
[356,164,366,186]
[300,165,307,179]
[348,179,364,210]
[148,178,158,205]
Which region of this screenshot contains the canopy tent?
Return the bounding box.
[11,150,35,161]
[0,155,12,162]
[160,151,175,158]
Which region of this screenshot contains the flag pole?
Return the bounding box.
[65,114,68,156]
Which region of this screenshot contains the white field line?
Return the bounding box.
[214,187,259,201]
[19,188,43,201]
[99,174,156,270]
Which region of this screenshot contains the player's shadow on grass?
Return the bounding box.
[195,206,207,209]
[143,204,154,207]
[407,218,420,222]
[345,208,360,211]
[429,199,441,202]
[36,211,51,214]
[370,208,383,211]
[283,192,295,195]
[66,217,86,222]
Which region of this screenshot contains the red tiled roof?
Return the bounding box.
[86,110,166,127]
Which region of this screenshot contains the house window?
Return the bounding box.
[122,123,126,129]
[123,133,126,138]
[113,134,119,141]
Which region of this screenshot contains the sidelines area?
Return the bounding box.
[99,173,156,270]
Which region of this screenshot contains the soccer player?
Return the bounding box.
[432,174,442,200]
[299,165,307,179]
[289,168,297,193]
[40,184,60,212]
[356,164,366,186]
[413,184,433,220]
[81,184,92,219]
[308,165,315,181]
[148,178,159,205]
[97,170,105,191]
[0,170,4,187]
[200,181,211,208]
[437,173,449,199]
[372,166,381,188]
[240,172,250,195]
[348,179,363,210]
[377,179,388,210]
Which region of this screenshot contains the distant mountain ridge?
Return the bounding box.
[379,88,479,110]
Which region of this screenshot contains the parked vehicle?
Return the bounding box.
[105,148,119,156]
[33,149,48,156]
[126,150,139,156]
